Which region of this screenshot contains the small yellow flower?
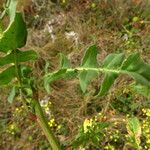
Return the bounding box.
[147,139,150,144]
[91,3,96,8]
[10,124,15,130]
[15,108,19,111]
[50,118,55,123]
[83,119,93,133]
[116,130,119,133]
[98,112,102,116]
[57,125,62,129]
[114,122,118,125]
[62,0,66,3]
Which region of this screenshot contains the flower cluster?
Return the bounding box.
[83,118,93,133]
[104,144,115,150]
[109,130,120,143]
[6,123,19,135]
[13,106,24,117]
[142,108,150,149]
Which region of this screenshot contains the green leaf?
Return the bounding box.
[44,45,150,97]
[17,50,38,62]
[98,73,118,96]
[20,65,32,77]
[44,69,67,93]
[130,83,150,97]
[121,53,150,88]
[103,53,125,68]
[44,54,76,93]
[59,53,71,69]
[126,117,141,149]
[7,86,17,103]
[79,70,98,93]
[0,50,38,66]
[8,0,18,23]
[98,53,125,96]
[0,66,16,85]
[127,117,141,137]
[0,13,27,53]
[97,122,110,129]
[81,45,99,68]
[79,45,99,93]
[44,68,77,93]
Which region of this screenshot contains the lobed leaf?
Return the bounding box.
[121,53,150,88]
[59,53,71,69]
[0,13,27,53]
[44,45,150,96]
[79,70,98,93]
[126,117,141,140]
[102,53,125,68]
[79,45,99,93]
[44,69,77,93]
[7,0,18,23]
[0,66,16,85]
[0,50,38,66]
[44,69,67,93]
[98,53,125,96]
[81,45,99,68]
[44,54,77,93]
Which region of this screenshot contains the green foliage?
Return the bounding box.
[0,3,61,149]
[0,50,37,66]
[0,1,37,100]
[59,53,71,69]
[99,53,124,96]
[73,118,109,149]
[0,13,27,53]
[44,45,150,97]
[44,54,77,93]
[125,117,141,150]
[130,83,150,97]
[127,117,141,139]
[0,66,16,85]
[7,0,18,23]
[121,53,150,87]
[7,86,17,103]
[142,109,150,149]
[112,93,136,114]
[79,45,99,93]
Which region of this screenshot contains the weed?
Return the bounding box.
[0,1,150,150]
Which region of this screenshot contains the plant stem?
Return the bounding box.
[13,49,61,150]
[33,98,61,150]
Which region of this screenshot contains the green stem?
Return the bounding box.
[14,49,27,109]
[44,67,123,79]
[33,98,61,150]
[13,49,61,150]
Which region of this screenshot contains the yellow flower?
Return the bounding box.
[83,119,93,133]
[50,118,55,123]
[91,3,96,8]
[10,124,15,130]
[15,108,19,112]
[62,0,66,3]
[147,139,150,144]
[57,125,62,129]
